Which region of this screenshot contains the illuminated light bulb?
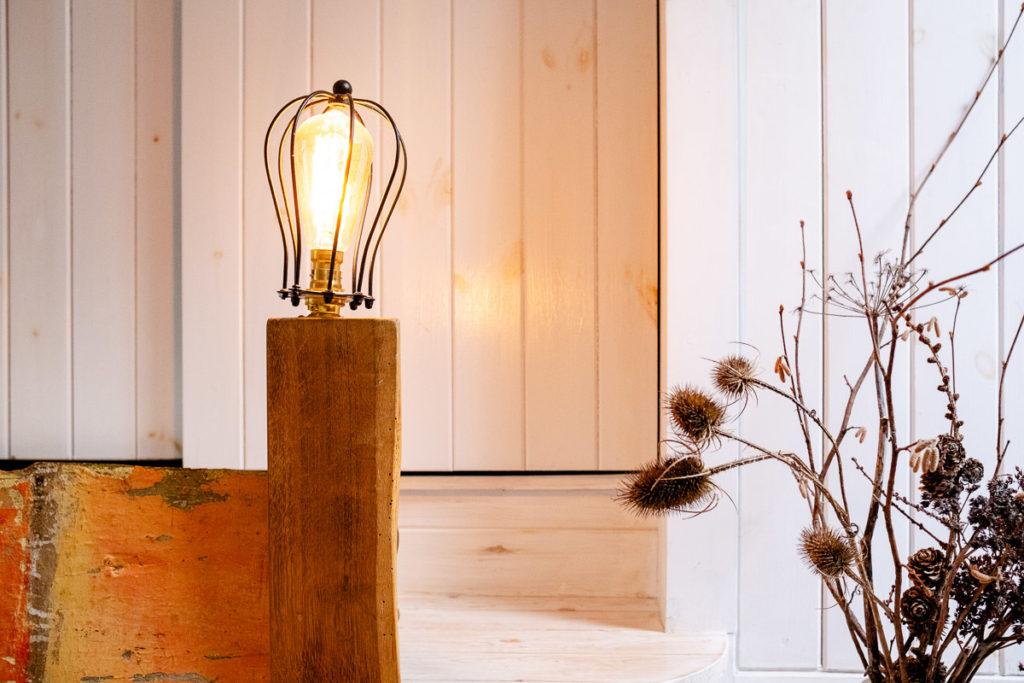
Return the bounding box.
[294,103,373,315]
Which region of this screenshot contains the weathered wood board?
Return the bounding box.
[0,463,269,682]
[266,317,402,682]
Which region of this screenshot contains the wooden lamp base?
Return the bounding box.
[267,317,401,682]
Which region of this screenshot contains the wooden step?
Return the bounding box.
[399,595,727,682]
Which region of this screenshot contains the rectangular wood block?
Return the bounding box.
[267,317,402,682]
[0,463,269,682]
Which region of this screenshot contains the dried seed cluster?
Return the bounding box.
[667,386,724,444]
[618,457,715,517]
[711,355,757,400]
[798,527,854,578]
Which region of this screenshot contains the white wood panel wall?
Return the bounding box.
[3,0,178,462]
[665,0,1024,677]
[181,0,659,472]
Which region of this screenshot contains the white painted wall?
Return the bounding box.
[179,0,659,472]
[663,0,1024,678]
[0,0,658,471]
[2,0,179,462]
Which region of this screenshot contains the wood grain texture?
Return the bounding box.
[267,317,401,682]
[381,0,454,471]
[71,0,137,461]
[1,464,672,682]
[0,472,31,678]
[181,0,244,469]
[398,595,726,682]
[398,527,658,599]
[0,463,269,682]
[595,0,659,470]
[134,0,180,461]
[8,0,72,460]
[451,0,524,471]
[242,0,310,471]
[522,0,598,470]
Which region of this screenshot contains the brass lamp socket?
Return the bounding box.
[306,248,346,317]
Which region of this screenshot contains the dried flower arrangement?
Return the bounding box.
[621,8,1024,683]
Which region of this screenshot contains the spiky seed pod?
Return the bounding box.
[667,386,724,444]
[711,356,757,400]
[618,457,715,517]
[907,547,945,588]
[901,585,938,637]
[798,527,854,578]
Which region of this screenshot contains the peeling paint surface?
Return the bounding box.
[0,475,32,682]
[0,464,269,681]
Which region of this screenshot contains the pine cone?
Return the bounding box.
[936,433,965,469]
[920,435,972,514]
[907,547,945,589]
[900,654,947,683]
[960,458,984,485]
[901,585,938,637]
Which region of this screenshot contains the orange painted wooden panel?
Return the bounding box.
[0,474,31,680]
[0,463,269,682]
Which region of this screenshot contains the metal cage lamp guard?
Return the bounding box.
[264,79,407,316]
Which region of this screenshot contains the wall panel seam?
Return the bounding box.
[818,0,829,668]
[2,0,8,459]
[66,0,74,460]
[592,0,600,470]
[449,0,455,471]
[734,0,747,666]
[519,0,526,471]
[132,0,139,460]
[238,0,246,469]
[906,0,917,470]
[996,1,1007,669]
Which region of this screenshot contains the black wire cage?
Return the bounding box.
[264,79,407,315]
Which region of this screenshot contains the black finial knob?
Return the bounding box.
[333,79,353,95]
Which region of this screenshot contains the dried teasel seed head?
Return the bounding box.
[711,355,757,400]
[907,547,945,588]
[618,457,715,517]
[799,527,854,578]
[667,386,724,444]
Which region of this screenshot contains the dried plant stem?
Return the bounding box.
[898,241,1024,318]
[909,113,1024,266]
[996,313,1024,473]
[713,429,896,669]
[900,3,1024,263]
